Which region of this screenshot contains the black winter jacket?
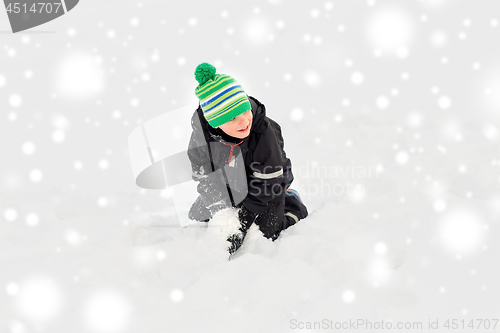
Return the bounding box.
[187,96,293,221]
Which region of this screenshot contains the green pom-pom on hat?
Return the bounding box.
[195,62,216,86]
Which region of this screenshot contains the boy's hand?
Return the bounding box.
[226,206,257,255]
[238,206,257,233]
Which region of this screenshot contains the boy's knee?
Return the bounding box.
[284,193,308,220]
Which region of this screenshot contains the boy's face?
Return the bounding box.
[217,110,253,139]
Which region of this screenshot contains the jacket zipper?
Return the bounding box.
[222,140,244,163]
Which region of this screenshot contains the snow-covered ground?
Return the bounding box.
[2,1,500,332]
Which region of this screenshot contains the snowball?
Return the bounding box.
[107,30,116,39]
[74,161,83,170]
[82,290,133,333]
[188,17,197,26]
[0,74,6,87]
[15,277,63,322]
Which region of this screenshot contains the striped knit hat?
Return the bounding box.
[194,63,251,128]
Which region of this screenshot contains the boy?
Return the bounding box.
[187,63,308,254]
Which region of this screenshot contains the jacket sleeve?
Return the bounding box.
[187,111,231,215]
[244,121,285,215]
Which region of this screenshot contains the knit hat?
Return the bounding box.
[194,63,251,128]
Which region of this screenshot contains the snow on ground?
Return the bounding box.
[2,116,499,332]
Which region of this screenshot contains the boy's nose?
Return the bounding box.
[238,116,247,125]
[242,118,250,127]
